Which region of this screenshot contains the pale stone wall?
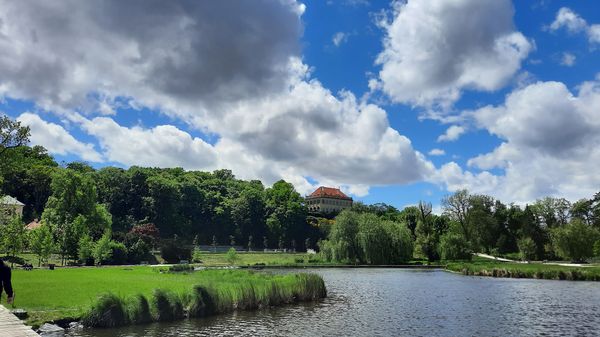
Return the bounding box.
[306,197,352,214]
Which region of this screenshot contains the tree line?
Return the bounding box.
[2,115,600,265]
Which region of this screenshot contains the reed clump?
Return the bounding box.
[82,270,327,328]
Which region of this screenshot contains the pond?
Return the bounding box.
[67,269,600,337]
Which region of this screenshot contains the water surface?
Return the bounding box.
[68,269,600,337]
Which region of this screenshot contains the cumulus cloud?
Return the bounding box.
[0,0,434,196]
[16,112,102,162]
[375,0,532,108]
[81,117,218,169]
[437,125,466,142]
[428,148,445,156]
[549,7,600,45]
[432,78,600,203]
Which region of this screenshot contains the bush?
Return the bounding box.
[439,233,471,260]
[518,237,537,261]
[168,264,193,273]
[160,240,191,264]
[82,293,128,328]
[107,241,128,265]
[192,247,203,263]
[226,247,238,265]
[127,239,150,264]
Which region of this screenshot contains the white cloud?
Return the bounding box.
[0,1,435,196]
[549,7,600,45]
[81,117,217,169]
[437,125,465,142]
[428,148,446,156]
[332,32,349,47]
[375,0,532,108]
[16,112,102,162]
[433,78,600,203]
[560,52,576,67]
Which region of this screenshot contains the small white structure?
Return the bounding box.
[1,195,25,218]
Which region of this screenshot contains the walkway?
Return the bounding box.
[0,305,39,337]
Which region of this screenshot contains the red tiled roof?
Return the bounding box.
[307,186,352,200]
[26,220,42,231]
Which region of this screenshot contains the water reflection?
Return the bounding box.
[68,269,600,337]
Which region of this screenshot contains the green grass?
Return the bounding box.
[195,252,332,266]
[445,258,600,281]
[6,266,326,328]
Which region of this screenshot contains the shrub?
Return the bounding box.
[168,264,193,273]
[82,293,128,328]
[518,237,537,261]
[127,239,150,264]
[226,247,238,265]
[439,233,472,260]
[160,239,191,264]
[192,247,203,263]
[108,241,128,265]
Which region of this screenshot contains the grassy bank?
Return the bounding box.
[446,258,600,281]
[7,267,326,328]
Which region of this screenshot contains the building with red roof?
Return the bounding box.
[306,186,353,215]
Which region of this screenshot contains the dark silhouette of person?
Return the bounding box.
[0,258,14,305]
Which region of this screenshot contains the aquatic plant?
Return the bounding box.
[81,293,128,328]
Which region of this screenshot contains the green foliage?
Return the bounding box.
[517,237,537,261]
[192,247,203,263]
[439,232,472,260]
[81,293,128,328]
[323,210,413,264]
[29,224,55,266]
[594,240,600,258]
[226,247,238,265]
[152,289,184,322]
[107,241,128,265]
[127,239,150,264]
[78,235,95,265]
[127,294,152,325]
[550,220,600,262]
[0,115,30,158]
[1,216,27,257]
[93,231,113,265]
[160,238,191,264]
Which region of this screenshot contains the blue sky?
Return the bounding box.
[1,0,600,210]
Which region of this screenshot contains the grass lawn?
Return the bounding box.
[196,252,333,266]
[446,257,600,281]
[5,266,325,328]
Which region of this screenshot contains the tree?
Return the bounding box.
[414,219,439,262]
[442,190,472,243]
[0,115,30,159]
[439,232,471,260]
[550,220,600,262]
[517,237,537,261]
[29,224,55,266]
[327,210,360,263]
[78,234,95,265]
[1,216,27,259]
[226,247,238,265]
[93,231,113,265]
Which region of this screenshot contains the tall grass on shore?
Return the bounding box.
[446,261,600,281]
[82,271,326,328]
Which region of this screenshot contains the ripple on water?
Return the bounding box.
[67,269,600,337]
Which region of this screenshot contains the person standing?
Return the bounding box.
[0,258,14,305]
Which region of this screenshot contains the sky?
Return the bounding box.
[1,0,599,210]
